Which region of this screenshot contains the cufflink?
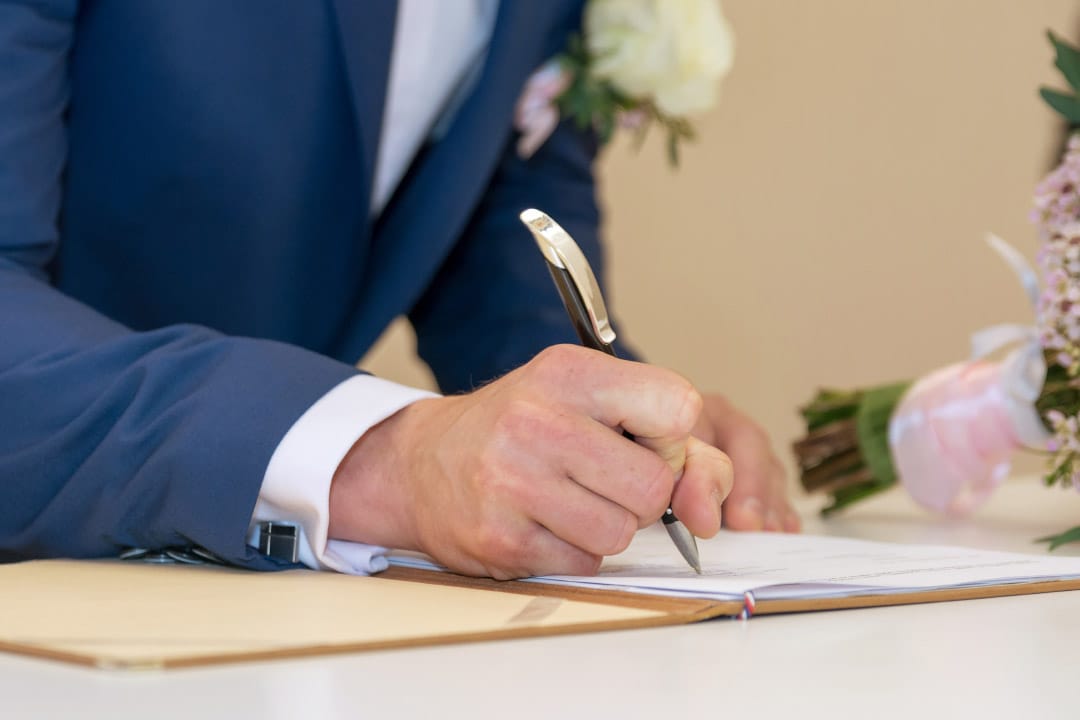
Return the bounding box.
[257,521,299,563]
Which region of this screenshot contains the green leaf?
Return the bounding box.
[565,83,594,130]
[669,116,695,141]
[1049,31,1080,93]
[1039,87,1080,123]
[854,381,910,486]
[666,131,680,167]
[596,112,616,145]
[1037,524,1080,550]
[564,33,587,64]
[821,481,894,516]
[800,388,860,430]
[1044,458,1073,488]
[803,405,857,431]
[556,53,582,75]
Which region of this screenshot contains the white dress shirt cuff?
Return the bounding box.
[248,375,439,574]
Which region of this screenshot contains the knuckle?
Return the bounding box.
[715,446,735,472]
[605,512,637,555]
[471,461,506,496]
[748,422,771,446]
[487,567,520,581]
[713,447,735,478]
[577,553,603,576]
[491,397,547,443]
[473,466,533,522]
[483,553,530,580]
[510,525,556,576]
[561,549,603,576]
[672,381,703,433]
[471,522,523,568]
[713,450,736,492]
[728,411,769,447]
[538,343,581,364]
[530,344,582,383]
[519,524,548,559]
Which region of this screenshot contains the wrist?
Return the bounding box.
[328,397,439,551]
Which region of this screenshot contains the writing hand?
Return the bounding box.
[328,345,734,579]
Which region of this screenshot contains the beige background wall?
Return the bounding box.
[363,0,1080,490]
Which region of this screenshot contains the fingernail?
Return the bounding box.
[783,510,802,533]
[764,511,782,532]
[740,497,765,531]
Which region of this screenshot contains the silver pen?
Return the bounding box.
[519,208,702,574]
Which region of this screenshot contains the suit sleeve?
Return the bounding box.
[0,1,359,568]
[408,115,641,394]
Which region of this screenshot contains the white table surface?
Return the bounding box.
[4,478,1080,720]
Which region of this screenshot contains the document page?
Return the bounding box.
[389,526,1080,601]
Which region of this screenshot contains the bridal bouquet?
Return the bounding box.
[794,31,1080,549]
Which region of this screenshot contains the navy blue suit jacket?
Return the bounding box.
[0,0,632,568]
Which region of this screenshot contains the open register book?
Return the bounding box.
[5,528,1080,669]
[389,524,1080,615]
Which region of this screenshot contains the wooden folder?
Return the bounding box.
[4,556,1080,670]
[0,559,724,670]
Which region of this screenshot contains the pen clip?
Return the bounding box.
[519,208,616,346]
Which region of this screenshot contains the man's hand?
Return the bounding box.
[692,394,801,533]
[328,345,734,579]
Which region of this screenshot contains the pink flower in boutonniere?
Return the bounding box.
[514,0,735,165]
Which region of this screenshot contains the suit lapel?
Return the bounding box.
[336,1,550,361]
[328,0,397,205]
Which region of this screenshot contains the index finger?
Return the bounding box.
[528,345,703,476]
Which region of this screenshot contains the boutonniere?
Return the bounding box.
[515,0,735,166]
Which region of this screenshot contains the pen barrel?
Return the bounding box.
[529,212,700,572]
[546,262,633,440]
[545,263,616,356]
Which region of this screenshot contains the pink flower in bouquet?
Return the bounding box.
[1045,410,1080,490]
[1031,135,1080,232]
[889,361,1037,515]
[1036,224,1080,375]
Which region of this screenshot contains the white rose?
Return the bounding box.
[584,0,735,117]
